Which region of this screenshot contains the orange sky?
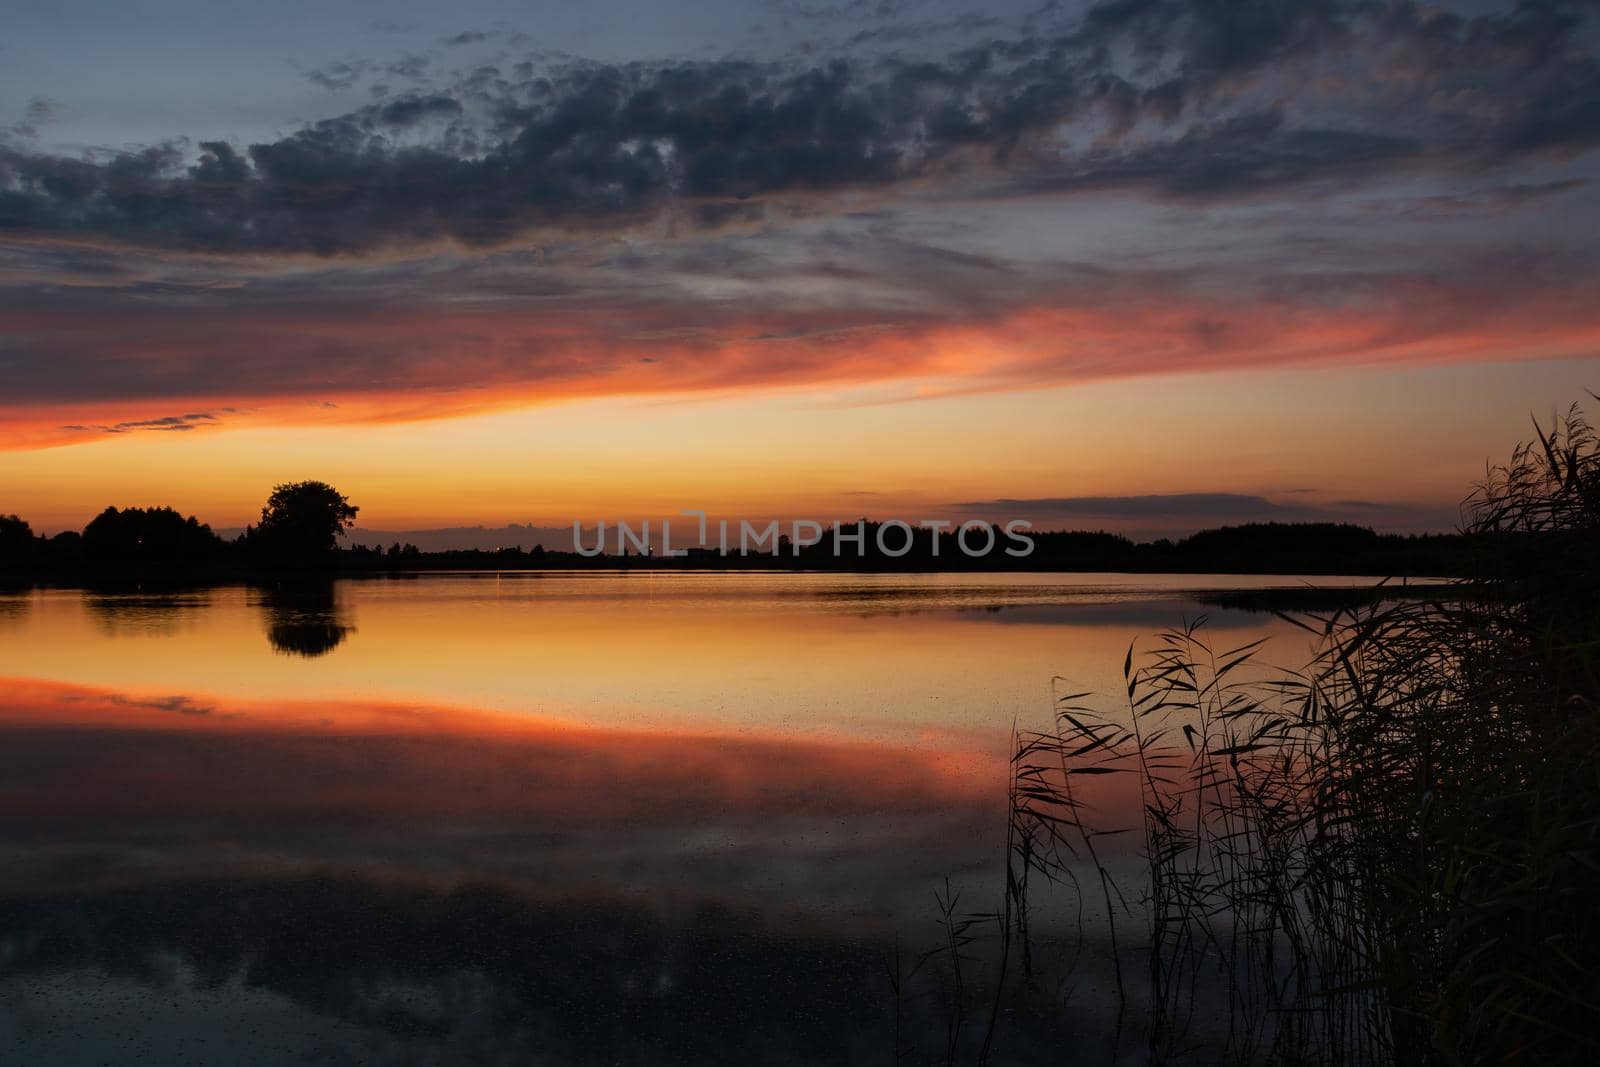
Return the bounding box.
[5,352,1597,535]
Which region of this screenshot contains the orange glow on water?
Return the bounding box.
[0,675,1005,823]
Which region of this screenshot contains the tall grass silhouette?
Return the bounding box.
[1004,399,1599,1064]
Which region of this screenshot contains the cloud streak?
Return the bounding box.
[953,493,1297,520]
[4,247,1598,448]
[58,412,223,435]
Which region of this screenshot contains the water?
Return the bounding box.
[0,572,1357,1063]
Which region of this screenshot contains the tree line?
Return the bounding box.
[1,480,357,569]
[3,482,1483,578]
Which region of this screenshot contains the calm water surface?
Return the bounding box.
[0,572,1358,1064]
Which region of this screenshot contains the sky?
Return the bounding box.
[2,0,1599,537]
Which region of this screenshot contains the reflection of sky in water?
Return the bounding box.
[0,574,1346,1062]
[0,574,1325,741]
[0,675,1009,911]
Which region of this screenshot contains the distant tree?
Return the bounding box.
[81,506,223,562]
[0,514,35,564]
[252,482,359,560]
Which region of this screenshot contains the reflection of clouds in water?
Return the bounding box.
[0,874,1095,1065]
[0,679,1117,1064]
[0,643,1158,1062]
[85,590,212,637]
[0,677,1016,919]
[254,582,354,658]
[8,964,386,1065]
[0,577,1328,1061]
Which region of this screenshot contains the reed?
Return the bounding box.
[1004,399,1600,1064]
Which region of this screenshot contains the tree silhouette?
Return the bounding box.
[81,506,223,561]
[251,482,358,560]
[0,514,35,564]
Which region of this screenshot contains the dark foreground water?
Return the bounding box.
[0,572,1352,1064]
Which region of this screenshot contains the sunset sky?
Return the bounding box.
[3,0,1598,536]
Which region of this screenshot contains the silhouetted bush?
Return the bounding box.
[80,506,224,562]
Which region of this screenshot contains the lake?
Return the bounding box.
[0,572,1366,1064]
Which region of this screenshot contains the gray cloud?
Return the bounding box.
[59,412,222,435]
[1009,111,1424,199]
[107,692,216,716]
[0,1,1596,254]
[952,493,1293,519]
[950,493,1461,532]
[303,61,369,92]
[3,97,57,143]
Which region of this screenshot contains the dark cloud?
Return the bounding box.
[302,54,433,93]
[1010,110,1423,199]
[59,412,221,435]
[3,97,57,142]
[1361,178,1588,220]
[950,493,1460,532]
[953,493,1291,519]
[107,692,216,716]
[386,53,432,81]
[0,1,1596,254]
[376,94,463,126]
[303,60,369,92]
